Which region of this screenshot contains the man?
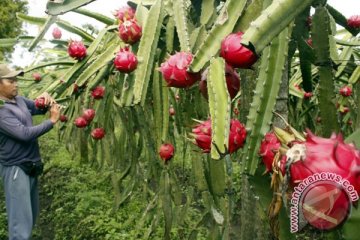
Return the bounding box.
[0,64,60,239]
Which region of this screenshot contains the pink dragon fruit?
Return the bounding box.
[82,109,96,122]
[199,64,240,100]
[339,85,352,97]
[348,15,360,29]
[34,97,47,109]
[59,115,68,122]
[114,6,135,22]
[91,86,105,99]
[32,72,42,81]
[114,47,138,73]
[68,40,87,60]
[288,130,360,194]
[259,132,282,173]
[91,128,105,140]
[159,143,175,163]
[220,32,258,69]
[159,52,201,88]
[118,19,142,44]
[74,117,88,128]
[191,119,246,154]
[52,27,62,39]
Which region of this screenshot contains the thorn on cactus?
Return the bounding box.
[159,143,175,163]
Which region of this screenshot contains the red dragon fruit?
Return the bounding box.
[91,128,105,140]
[82,109,96,122]
[303,92,313,99]
[347,15,360,29]
[68,40,87,60]
[159,52,201,88]
[169,107,175,116]
[306,38,313,47]
[114,47,138,73]
[191,119,246,154]
[59,115,68,122]
[32,72,42,81]
[74,117,88,128]
[259,132,282,173]
[159,143,175,163]
[118,19,142,44]
[199,64,240,100]
[339,85,352,97]
[52,27,62,39]
[91,86,105,99]
[114,6,135,22]
[220,32,258,69]
[287,130,360,194]
[34,98,47,109]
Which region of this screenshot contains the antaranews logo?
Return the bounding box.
[290,172,359,233]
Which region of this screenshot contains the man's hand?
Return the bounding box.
[49,104,61,124]
[37,92,56,106]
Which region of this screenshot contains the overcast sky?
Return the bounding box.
[11,0,360,67]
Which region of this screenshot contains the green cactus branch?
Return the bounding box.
[207,57,230,160]
[312,6,339,136]
[132,0,164,105]
[242,27,289,175]
[241,0,315,54]
[173,0,191,52]
[46,0,96,16]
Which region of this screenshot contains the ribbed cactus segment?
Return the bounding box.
[207,57,231,160]
[241,0,315,54]
[312,6,339,136]
[349,65,360,85]
[75,41,119,86]
[46,0,96,16]
[189,0,247,72]
[132,0,164,105]
[29,16,57,51]
[234,0,263,32]
[242,28,289,175]
[209,159,226,196]
[335,35,355,78]
[200,0,215,26]
[152,64,162,146]
[173,0,191,52]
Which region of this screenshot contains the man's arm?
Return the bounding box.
[0,114,53,142]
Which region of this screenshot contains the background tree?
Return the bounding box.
[0,0,28,61]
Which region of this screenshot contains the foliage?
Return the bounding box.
[0,0,27,60]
